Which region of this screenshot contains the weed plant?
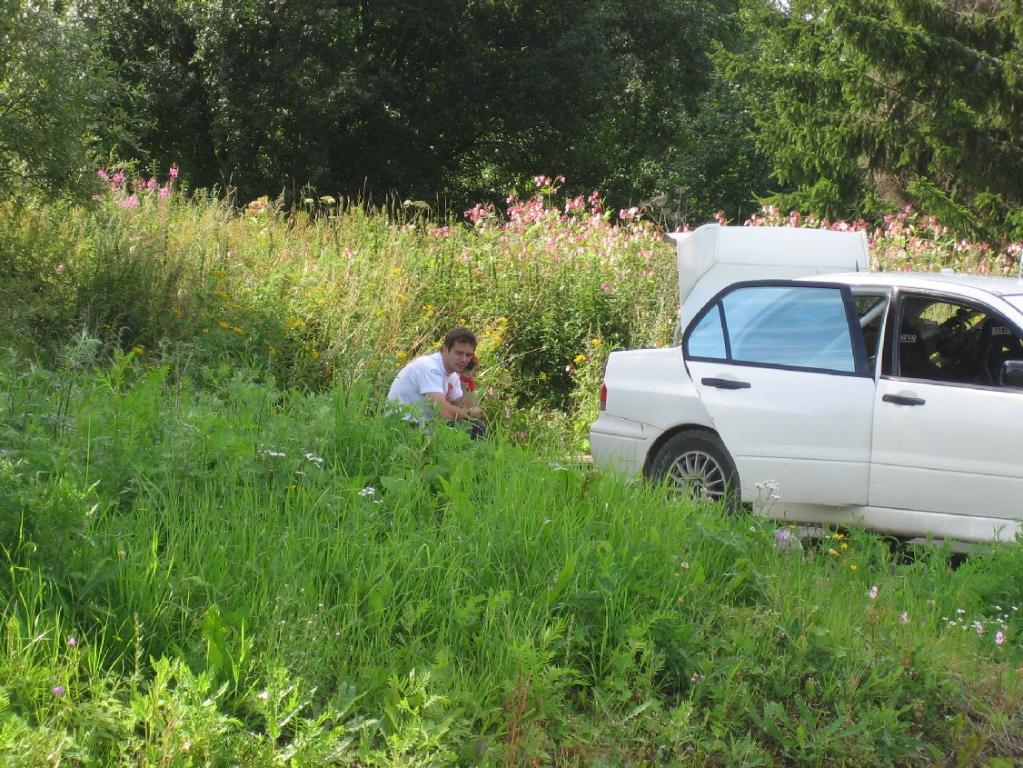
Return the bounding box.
[4,173,1023,764]
[2,352,1022,765]
[0,172,678,453]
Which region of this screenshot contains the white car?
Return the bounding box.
[590,223,1023,544]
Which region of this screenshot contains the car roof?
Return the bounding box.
[799,270,1023,298]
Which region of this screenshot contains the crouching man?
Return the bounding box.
[387,326,486,438]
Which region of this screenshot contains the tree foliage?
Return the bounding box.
[725,0,1023,239]
[0,0,116,196]
[72,0,764,221]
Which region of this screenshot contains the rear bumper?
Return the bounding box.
[589,415,649,475]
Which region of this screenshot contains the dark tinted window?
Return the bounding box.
[895,295,1023,386]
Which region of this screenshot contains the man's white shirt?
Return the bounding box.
[387,352,463,420]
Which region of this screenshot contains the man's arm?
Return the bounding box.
[426,392,480,420]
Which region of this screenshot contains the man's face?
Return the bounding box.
[441,341,475,374]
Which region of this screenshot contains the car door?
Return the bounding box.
[684,281,877,506]
[870,291,1023,520]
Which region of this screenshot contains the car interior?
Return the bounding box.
[854,293,889,372]
[891,296,1023,386]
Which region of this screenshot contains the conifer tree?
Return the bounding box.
[726,0,1023,239]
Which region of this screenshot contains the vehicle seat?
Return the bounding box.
[977,319,1017,385]
[898,324,937,379]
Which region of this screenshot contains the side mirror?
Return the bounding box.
[1000,359,1023,388]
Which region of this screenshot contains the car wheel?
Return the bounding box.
[648,430,739,509]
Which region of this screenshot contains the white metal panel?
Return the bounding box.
[687,362,876,505]
[870,380,1023,520]
[600,347,714,431]
[588,418,643,474]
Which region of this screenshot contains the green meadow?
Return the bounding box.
[2,180,1022,765]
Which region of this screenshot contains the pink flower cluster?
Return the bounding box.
[746,204,1022,277]
[97,164,178,208]
[464,202,496,225]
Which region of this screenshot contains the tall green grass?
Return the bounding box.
[2,352,1022,765]
[0,181,678,453]
[4,181,1023,764]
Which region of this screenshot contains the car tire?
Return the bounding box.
[648,430,739,510]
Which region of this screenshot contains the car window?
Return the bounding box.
[854,293,889,372]
[893,295,1023,386]
[687,304,726,358]
[687,284,859,373]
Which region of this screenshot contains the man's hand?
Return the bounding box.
[426,392,481,421]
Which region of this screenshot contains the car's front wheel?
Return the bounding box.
[648,430,739,509]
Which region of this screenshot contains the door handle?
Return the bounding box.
[882,393,926,406]
[702,377,751,390]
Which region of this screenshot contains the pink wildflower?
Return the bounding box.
[112,171,125,186]
[97,168,108,181]
[158,186,170,201]
[868,585,878,600]
[169,163,179,179]
[464,202,494,224]
[146,178,158,191]
[898,611,909,623]
[995,631,1006,646]
[52,685,65,697]
[121,195,139,209]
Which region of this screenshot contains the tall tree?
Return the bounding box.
[0,0,116,196]
[725,0,1023,239]
[78,0,764,219]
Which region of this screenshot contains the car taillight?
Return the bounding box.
[599,382,607,411]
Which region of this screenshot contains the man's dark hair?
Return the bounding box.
[443,326,477,350]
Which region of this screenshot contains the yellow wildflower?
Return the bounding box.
[310,349,319,360]
[233,326,243,334]
[589,338,602,347]
[849,564,859,572]
[131,345,145,355]
[573,354,587,365]
[539,371,548,381]
[218,320,230,329]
